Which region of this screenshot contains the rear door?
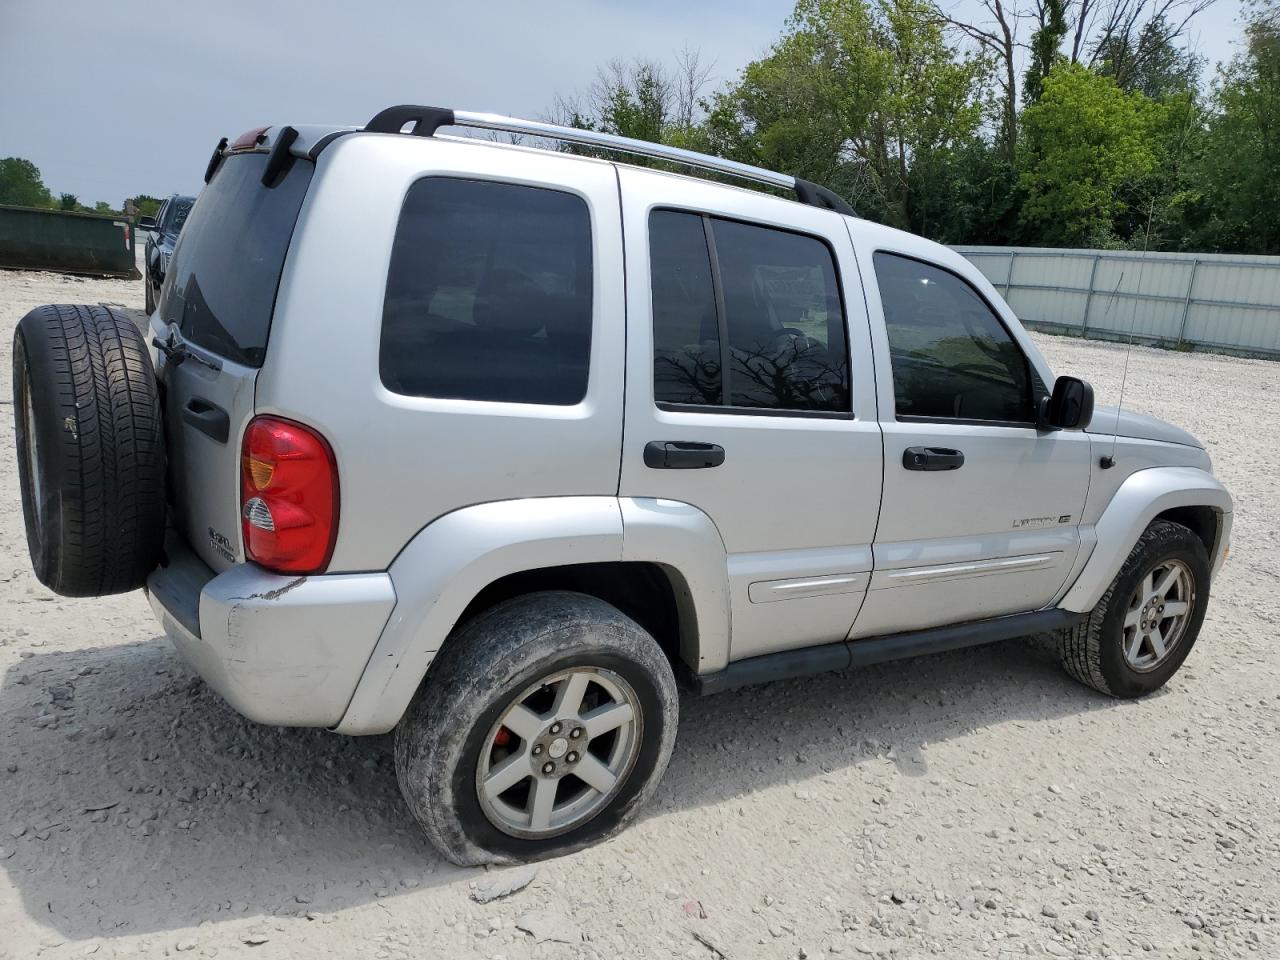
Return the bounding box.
[851,242,1092,637]
[152,144,314,571]
[617,167,884,663]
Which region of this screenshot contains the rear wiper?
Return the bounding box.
[152,329,222,372]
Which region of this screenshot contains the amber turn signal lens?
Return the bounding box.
[247,456,274,490]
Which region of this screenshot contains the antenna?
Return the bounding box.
[1100,198,1157,470]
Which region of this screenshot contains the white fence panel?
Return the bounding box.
[954,246,1280,358]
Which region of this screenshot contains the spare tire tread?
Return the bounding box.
[14,304,165,597]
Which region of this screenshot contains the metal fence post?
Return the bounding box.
[1176,259,1200,346]
[1081,253,1100,336]
[1004,251,1016,296]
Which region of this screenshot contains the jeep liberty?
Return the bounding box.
[12,106,1233,864]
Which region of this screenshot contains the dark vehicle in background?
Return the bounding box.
[139,194,194,313]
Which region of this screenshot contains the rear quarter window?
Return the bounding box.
[159,153,313,367]
[380,178,593,405]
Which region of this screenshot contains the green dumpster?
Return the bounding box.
[0,204,140,279]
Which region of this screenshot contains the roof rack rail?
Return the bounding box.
[364,104,855,217]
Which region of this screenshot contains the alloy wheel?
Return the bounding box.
[475,667,643,839]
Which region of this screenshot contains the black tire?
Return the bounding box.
[1059,519,1211,698]
[394,591,679,866]
[144,280,155,315]
[13,304,166,597]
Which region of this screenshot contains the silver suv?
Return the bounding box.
[12,105,1233,865]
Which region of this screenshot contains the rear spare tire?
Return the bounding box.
[13,304,166,597]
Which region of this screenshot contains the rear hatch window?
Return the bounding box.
[159,152,313,366]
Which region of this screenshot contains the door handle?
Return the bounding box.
[644,441,725,469]
[902,446,964,471]
[182,396,230,444]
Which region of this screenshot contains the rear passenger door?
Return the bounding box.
[616,167,884,663]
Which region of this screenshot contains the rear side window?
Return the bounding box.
[650,211,721,405]
[160,153,313,367]
[381,178,593,405]
[650,210,849,413]
[873,252,1033,423]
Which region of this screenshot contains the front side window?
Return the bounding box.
[873,252,1033,423]
[381,178,593,405]
[649,210,849,414]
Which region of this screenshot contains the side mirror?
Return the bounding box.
[1040,376,1094,430]
[138,216,158,230]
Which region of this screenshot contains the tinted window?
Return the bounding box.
[160,155,313,367]
[874,253,1033,423]
[167,197,193,234]
[649,211,849,413]
[650,211,721,405]
[381,178,592,405]
[712,219,848,411]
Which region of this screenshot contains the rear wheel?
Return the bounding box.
[13,304,166,597]
[1059,520,1210,698]
[394,591,678,865]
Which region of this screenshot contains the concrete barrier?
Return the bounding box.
[0,204,140,279]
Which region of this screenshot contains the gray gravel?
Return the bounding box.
[0,265,1276,959]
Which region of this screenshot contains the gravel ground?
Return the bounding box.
[0,264,1276,960]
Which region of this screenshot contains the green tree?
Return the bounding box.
[547,50,714,158]
[702,0,990,232]
[1187,2,1280,251]
[1023,0,1068,105]
[127,194,163,219]
[1019,63,1160,245]
[58,192,79,211]
[1096,15,1204,98]
[0,157,53,208]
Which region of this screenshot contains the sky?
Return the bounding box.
[0,0,1251,207]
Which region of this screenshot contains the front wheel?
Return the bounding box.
[394,591,679,865]
[1059,519,1211,698]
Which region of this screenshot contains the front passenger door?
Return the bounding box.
[852,248,1092,638]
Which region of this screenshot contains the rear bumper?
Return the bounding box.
[146,537,396,727]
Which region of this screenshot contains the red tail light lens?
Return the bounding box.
[240,416,339,574]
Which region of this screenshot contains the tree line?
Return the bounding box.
[0,157,160,220]
[549,0,1280,254]
[4,0,1275,253]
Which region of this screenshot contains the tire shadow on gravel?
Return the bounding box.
[1,628,1136,942]
[0,637,469,942]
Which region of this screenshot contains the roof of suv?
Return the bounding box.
[209,104,856,219]
[206,112,989,300]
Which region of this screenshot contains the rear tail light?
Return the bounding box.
[240,416,339,574]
